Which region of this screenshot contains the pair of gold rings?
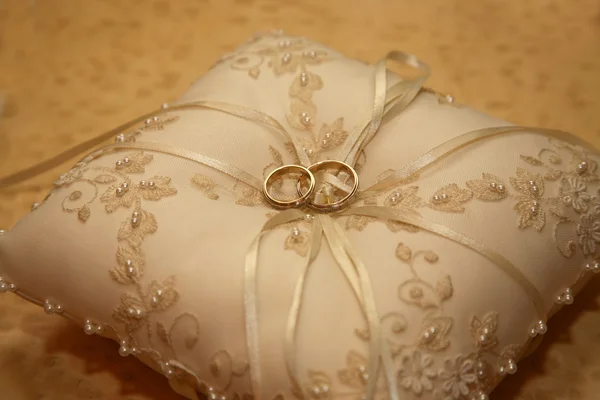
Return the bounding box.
[263,160,359,212]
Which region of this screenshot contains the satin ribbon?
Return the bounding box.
[2,50,595,400]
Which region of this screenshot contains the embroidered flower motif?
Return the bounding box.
[560,175,590,213]
[577,211,600,255]
[569,151,598,182]
[398,351,437,395]
[140,115,180,131]
[438,354,477,399]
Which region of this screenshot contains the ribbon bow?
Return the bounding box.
[1,50,596,400]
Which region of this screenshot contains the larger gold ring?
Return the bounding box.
[263,164,315,209]
[301,160,359,212]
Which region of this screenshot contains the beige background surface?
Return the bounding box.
[1,0,599,399]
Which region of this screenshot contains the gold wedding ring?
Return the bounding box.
[300,160,359,212]
[263,165,315,209]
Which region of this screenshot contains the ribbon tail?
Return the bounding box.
[284,217,323,398]
[320,216,383,400]
[244,209,307,399]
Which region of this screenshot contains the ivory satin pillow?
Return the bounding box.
[1,33,599,400]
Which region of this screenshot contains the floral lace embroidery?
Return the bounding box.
[302,243,521,399]
[347,141,600,260]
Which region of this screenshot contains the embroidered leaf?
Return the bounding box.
[117,209,158,249]
[236,187,264,207]
[110,245,144,284]
[515,199,546,231]
[345,215,376,231]
[68,191,82,201]
[146,277,179,312]
[384,186,425,209]
[338,351,368,389]
[544,168,563,180]
[286,99,316,131]
[423,251,439,263]
[435,276,453,301]
[94,174,117,184]
[520,155,543,166]
[317,118,348,151]
[396,243,412,262]
[139,176,177,201]
[169,312,200,350]
[307,371,332,387]
[418,314,453,351]
[470,312,499,350]
[466,173,508,201]
[386,220,419,233]
[156,322,170,345]
[429,183,474,212]
[290,71,323,102]
[284,228,310,257]
[116,152,154,173]
[100,183,137,213]
[249,67,260,79]
[191,174,220,200]
[549,154,562,164]
[398,280,439,309]
[113,293,147,332]
[499,344,522,362]
[140,115,180,131]
[78,205,91,222]
[510,168,544,197]
[269,146,284,166]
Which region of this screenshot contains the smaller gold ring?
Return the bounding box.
[263,165,315,209]
[301,160,359,212]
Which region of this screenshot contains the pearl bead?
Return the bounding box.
[118,345,130,357]
[433,195,441,202]
[445,95,455,104]
[498,366,506,376]
[497,184,505,192]
[489,182,497,189]
[0,279,16,293]
[473,391,489,400]
[564,294,574,304]
[148,181,155,187]
[161,103,169,109]
[535,320,547,335]
[531,185,539,193]
[292,227,300,237]
[139,180,147,187]
[122,182,129,189]
[421,326,437,343]
[528,327,538,337]
[282,53,291,64]
[305,214,314,221]
[152,116,159,121]
[441,193,449,200]
[577,161,588,173]
[321,139,328,146]
[31,202,40,210]
[116,187,124,196]
[115,134,125,142]
[506,359,517,374]
[145,119,152,125]
[300,112,311,125]
[529,180,535,185]
[123,157,130,164]
[300,72,308,86]
[131,217,139,227]
[116,160,123,167]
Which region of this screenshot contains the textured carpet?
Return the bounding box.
[1,0,599,398]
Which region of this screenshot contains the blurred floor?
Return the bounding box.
[0,0,600,399]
